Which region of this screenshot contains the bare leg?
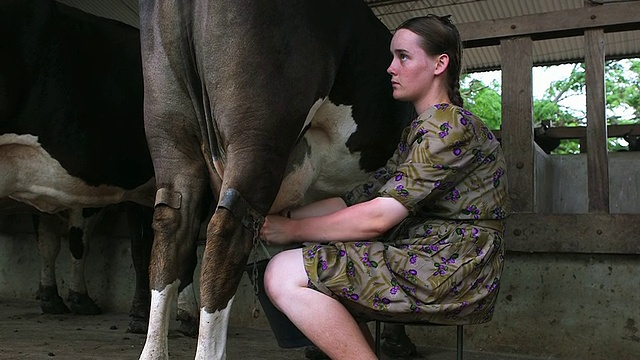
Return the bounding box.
[264,249,376,360]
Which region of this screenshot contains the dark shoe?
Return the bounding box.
[381,335,418,358]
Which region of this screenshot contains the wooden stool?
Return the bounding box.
[374,321,464,360]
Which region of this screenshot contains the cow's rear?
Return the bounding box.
[139,1,409,359]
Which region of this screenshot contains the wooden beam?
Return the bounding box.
[492,124,640,140]
[458,2,640,48]
[500,37,535,213]
[585,28,609,213]
[505,213,640,254]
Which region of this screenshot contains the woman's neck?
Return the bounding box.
[413,76,452,114]
[414,95,451,115]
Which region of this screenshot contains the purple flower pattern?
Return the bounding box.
[452,140,463,156]
[317,257,328,273]
[416,127,428,143]
[361,252,378,269]
[438,122,452,138]
[342,286,360,301]
[433,254,458,276]
[445,188,461,203]
[463,205,481,219]
[395,184,409,197]
[373,292,392,310]
[399,141,408,153]
[493,168,504,188]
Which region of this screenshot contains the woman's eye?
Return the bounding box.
[400,54,408,61]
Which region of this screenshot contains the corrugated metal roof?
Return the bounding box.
[368,0,640,71]
[56,0,140,28]
[368,0,587,28]
[55,0,640,72]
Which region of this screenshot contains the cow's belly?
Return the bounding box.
[0,134,155,213]
[270,99,369,212]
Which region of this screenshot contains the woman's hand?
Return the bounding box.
[260,214,295,245]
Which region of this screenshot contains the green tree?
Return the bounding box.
[463,59,640,153]
[461,76,502,130]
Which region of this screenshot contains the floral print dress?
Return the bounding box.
[302,103,510,325]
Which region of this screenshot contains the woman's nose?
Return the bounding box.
[387,63,395,75]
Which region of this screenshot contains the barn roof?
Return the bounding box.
[56,0,640,73]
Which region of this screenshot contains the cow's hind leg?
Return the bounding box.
[196,207,254,360]
[35,214,69,314]
[126,203,154,334]
[66,208,102,315]
[140,176,206,360]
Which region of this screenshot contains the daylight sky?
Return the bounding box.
[469,64,586,113]
[468,62,636,121]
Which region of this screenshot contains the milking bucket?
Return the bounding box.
[245,258,313,348]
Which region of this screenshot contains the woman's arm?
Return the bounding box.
[284,197,347,219]
[260,196,408,245]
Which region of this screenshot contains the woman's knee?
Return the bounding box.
[263,249,305,302]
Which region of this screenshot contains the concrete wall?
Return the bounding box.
[1,152,639,359]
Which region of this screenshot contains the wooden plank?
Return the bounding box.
[500,37,534,213]
[505,213,640,254]
[492,124,640,140]
[585,29,609,213]
[458,2,640,48]
[545,124,640,139]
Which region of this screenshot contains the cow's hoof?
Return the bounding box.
[176,309,198,338]
[126,316,149,334]
[68,291,102,315]
[39,285,71,314]
[381,335,418,358]
[40,295,71,314]
[126,299,149,334]
[304,345,330,360]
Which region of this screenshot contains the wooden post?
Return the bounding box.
[585,28,609,213]
[500,37,534,213]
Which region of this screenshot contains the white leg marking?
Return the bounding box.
[139,280,181,360]
[195,296,235,360]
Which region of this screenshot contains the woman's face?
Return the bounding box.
[387,29,439,104]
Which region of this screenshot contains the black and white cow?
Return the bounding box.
[138,0,413,358]
[0,0,155,331]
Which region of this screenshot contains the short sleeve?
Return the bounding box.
[377,107,481,215]
[342,127,413,206]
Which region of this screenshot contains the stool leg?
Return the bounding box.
[375,321,381,356]
[456,325,464,360]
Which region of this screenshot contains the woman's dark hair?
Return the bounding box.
[396,14,464,107]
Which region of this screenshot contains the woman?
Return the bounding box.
[260,14,509,359]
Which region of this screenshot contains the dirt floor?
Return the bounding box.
[0,298,306,360]
[0,298,546,360]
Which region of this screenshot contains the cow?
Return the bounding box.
[137,0,415,358]
[0,0,155,333]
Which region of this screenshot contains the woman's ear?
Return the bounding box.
[434,54,449,76]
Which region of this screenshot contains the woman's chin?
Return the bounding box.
[392,91,409,102]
